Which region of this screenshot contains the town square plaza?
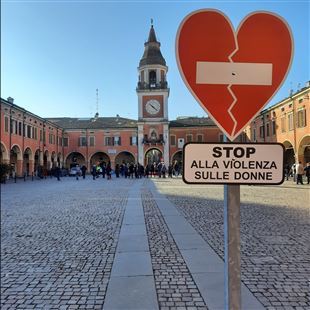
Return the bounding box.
[1,176,309,310]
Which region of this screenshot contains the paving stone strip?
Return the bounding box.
[142,189,208,310]
[1,182,128,310]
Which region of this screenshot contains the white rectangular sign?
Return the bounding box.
[183,143,284,185]
[196,61,273,85]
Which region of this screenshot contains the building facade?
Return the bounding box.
[1,25,309,177]
[244,84,310,166]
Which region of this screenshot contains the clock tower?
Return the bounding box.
[136,23,170,166]
[136,25,169,167]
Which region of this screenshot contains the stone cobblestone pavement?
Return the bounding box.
[1,178,128,309]
[1,177,309,309]
[142,189,208,310]
[154,179,310,310]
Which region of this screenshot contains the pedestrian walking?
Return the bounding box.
[55,165,61,181]
[106,162,112,180]
[296,161,304,185]
[304,162,310,184]
[75,164,80,180]
[168,164,173,178]
[81,165,87,179]
[115,164,120,178]
[92,165,96,180]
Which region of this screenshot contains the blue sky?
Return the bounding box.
[1,0,309,120]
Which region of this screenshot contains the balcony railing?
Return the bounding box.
[142,138,165,145]
[136,81,168,90]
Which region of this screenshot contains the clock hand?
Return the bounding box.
[150,104,156,110]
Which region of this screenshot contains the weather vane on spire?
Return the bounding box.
[96,88,99,117]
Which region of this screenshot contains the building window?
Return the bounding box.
[197,134,203,142]
[186,134,193,142]
[10,120,13,134]
[130,136,137,145]
[105,136,113,146]
[281,116,286,132]
[27,125,32,138]
[272,120,276,135]
[14,120,18,135]
[79,136,87,146]
[297,109,306,128]
[34,128,38,140]
[266,123,270,137]
[170,135,176,146]
[4,117,9,132]
[89,136,95,147]
[149,70,157,87]
[288,113,294,131]
[63,137,68,147]
[18,122,22,135]
[114,136,121,146]
[252,128,256,141]
[259,125,265,138]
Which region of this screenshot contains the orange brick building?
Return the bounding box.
[1,25,309,177]
[244,84,310,166]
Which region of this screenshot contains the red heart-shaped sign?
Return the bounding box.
[176,9,293,141]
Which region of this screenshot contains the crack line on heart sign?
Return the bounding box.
[227,40,239,138]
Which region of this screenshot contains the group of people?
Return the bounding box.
[284,161,310,185]
[90,160,181,180]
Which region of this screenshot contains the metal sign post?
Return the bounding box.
[224,183,241,310]
[223,135,241,310]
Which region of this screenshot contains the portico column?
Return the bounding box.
[29,160,34,175]
[163,123,170,166]
[39,152,44,166]
[138,124,144,164]
[16,159,23,177]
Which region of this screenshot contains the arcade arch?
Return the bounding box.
[115,151,135,165]
[57,152,63,167]
[89,152,110,167]
[10,145,22,176]
[23,147,33,175]
[0,142,9,163]
[171,150,182,165]
[282,140,295,166]
[44,150,50,170]
[145,148,162,166]
[34,149,40,172]
[51,151,56,168]
[298,135,310,164]
[65,152,86,168]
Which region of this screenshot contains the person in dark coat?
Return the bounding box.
[55,166,61,181]
[92,165,96,180]
[115,164,120,178]
[168,164,173,178]
[304,162,310,184]
[81,165,87,179]
[106,162,112,180]
[145,164,150,178]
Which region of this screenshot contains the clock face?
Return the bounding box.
[145,99,161,115]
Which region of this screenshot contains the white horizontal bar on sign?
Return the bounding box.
[196,62,273,85]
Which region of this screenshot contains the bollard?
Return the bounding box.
[32,172,34,181]
[15,175,17,183]
[24,173,26,182]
